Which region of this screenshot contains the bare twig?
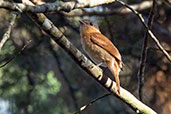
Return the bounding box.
[21,0,157,113]
[138,0,156,101]
[75,93,111,114]
[0,40,31,68]
[0,12,17,52]
[116,0,171,62]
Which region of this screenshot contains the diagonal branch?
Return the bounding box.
[0,12,17,52]
[138,0,156,101]
[163,0,171,7]
[20,0,157,114]
[0,40,31,68]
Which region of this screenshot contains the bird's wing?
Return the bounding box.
[90,32,122,62]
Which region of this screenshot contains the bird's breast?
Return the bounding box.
[81,36,112,67]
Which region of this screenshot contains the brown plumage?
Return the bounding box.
[79,19,122,94]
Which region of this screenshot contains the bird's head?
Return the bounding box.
[79,19,100,33]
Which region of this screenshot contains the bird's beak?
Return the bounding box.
[79,20,85,25]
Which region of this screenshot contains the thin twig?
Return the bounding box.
[0,40,31,68]
[116,0,171,62]
[0,12,17,52]
[75,93,111,114]
[138,0,156,101]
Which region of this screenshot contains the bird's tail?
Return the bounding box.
[107,59,121,94]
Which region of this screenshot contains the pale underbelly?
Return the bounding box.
[83,43,112,67]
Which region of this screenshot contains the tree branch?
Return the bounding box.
[115,0,171,62]
[163,0,171,7]
[0,0,153,16]
[0,0,117,13]
[0,40,31,68]
[138,0,156,101]
[75,93,111,114]
[0,12,17,52]
[0,0,154,18]
[61,1,153,17]
[20,0,157,113]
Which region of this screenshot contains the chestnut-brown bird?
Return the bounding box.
[79,19,122,94]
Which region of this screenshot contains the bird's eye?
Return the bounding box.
[90,22,93,26]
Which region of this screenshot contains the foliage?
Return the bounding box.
[0,58,70,114]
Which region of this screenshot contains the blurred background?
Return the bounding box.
[0,0,170,114]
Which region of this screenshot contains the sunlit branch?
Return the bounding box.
[61,1,152,17]
[0,12,17,52]
[0,0,117,13]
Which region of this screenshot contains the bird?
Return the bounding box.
[79,19,123,94]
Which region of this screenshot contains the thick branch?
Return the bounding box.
[0,0,116,13]
[0,0,153,15]
[21,0,157,114]
[62,1,153,17]
[0,0,153,17]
